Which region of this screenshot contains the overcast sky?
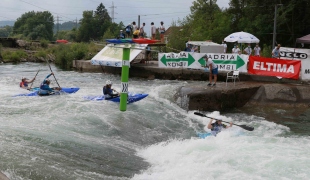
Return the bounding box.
[0,0,229,34]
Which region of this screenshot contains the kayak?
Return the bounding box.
[106,38,134,44]
[132,38,160,44]
[14,87,80,97]
[84,93,148,104]
[197,132,213,139]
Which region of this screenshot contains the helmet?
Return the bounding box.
[106,80,112,85]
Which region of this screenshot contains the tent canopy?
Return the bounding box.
[224,31,260,43]
[296,34,310,44]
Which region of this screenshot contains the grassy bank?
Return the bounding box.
[0,42,103,70]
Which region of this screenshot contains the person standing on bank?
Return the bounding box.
[151,22,156,40]
[203,55,218,86]
[272,44,281,58]
[253,44,261,56]
[243,44,252,55]
[232,45,240,54]
[159,21,165,43]
[221,40,227,53]
[139,22,145,38]
[207,118,233,136]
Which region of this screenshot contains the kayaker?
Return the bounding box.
[207,118,233,136]
[103,80,119,99]
[20,77,35,89]
[38,73,61,95]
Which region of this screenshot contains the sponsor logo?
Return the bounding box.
[280,51,308,59]
[253,61,295,73]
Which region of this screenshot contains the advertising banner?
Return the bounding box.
[280,47,310,80]
[91,44,147,67]
[158,52,248,72]
[248,56,301,80]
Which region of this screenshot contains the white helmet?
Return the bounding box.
[106,80,112,85]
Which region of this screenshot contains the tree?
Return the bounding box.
[13,11,54,40]
[0,26,13,37]
[77,3,112,42]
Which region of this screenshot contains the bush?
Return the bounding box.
[34,50,47,59]
[40,39,49,48]
[2,50,28,63]
[262,44,272,58]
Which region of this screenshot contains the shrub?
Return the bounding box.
[34,50,47,59]
[40,39,49,48]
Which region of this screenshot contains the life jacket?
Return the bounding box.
[20,81,28,87]
[103,86,113,95]
[211,122,225,136]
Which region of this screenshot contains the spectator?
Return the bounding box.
[253,44,261,56]
[203,55,218,87]
[184,43,191,52]
[145,46,151,61]
[232,45,240,54]
[191,45,198,52]
[132,21,138,32]
[125,23,132,38]
[151,22,156,40]
[272,44,281,58]
[159,21,165,43]
[221,40,227,53]
[132,21,139,38]
[243,44,252,55]
[139,23,145,38]
[119,30,125,39]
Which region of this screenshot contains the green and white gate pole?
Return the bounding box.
[120,45,130,111]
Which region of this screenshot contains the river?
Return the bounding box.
[0,63,309,180]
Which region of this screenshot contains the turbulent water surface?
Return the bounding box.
[0,63,309,180]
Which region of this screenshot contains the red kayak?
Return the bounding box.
[132,38,160,44]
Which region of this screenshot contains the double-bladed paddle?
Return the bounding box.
[46,60,61,88]
[194,112,254,131]
[28,69,40,90]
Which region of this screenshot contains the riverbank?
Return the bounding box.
[73,60,310,111]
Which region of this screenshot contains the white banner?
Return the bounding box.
[158,52,248,72]
[280,47,310,80]
[91,44,147,67]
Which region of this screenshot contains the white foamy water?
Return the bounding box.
[1,63,309,180]
[133,112,310,180]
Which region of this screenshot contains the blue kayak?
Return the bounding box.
[197,132,213,139]
[14,87,80,97]
[84,93,148,104]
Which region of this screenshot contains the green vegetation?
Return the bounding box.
[2,50,28,63]
[167,0,310,54]
[1,0,310,67]
[12,11,54,40]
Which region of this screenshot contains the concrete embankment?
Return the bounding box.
[174,82,310,111]
[73,60,310,111]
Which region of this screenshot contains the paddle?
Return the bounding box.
[194,112,254,131]
[46,60,61,88]
[28,69,40,90]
